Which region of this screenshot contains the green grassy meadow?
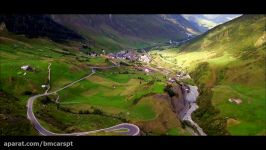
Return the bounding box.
[0,30,187,135]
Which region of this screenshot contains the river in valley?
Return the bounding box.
[179,85,207,136]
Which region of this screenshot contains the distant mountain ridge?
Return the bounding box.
[0,15,84,42]
[51,14,201,50]
[182,14,242,32]
[0,14,201,51]
[159,15,201,35]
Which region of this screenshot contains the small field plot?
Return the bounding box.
[56,67,166,122]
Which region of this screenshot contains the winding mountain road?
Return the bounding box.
[27,63,140,136]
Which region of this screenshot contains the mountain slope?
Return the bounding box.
[0,15,84,42]
[149,15,266,135]
[182,14,241,32]
[181,15,265,54]
[51,14,200,50]
[0,15,201,51]
[190,15,265,135]
[160,15,201,35]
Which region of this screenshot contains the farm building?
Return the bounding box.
[21,65,33,71]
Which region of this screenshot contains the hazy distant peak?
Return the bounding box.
[182,14,242,32]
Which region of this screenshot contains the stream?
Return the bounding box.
[180,85,207,136]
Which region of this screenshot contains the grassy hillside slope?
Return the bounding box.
[149,15,266,135]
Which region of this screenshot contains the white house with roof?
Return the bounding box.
[21,65,31,71]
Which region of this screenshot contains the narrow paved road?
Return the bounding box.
[52,71,95,94]
[44,63,51,94]
[27,63,140,136]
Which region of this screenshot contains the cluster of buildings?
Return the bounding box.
[168,71,190,83]
[107,50,151,63]
[107,50,138,61]
[139,54,150,63]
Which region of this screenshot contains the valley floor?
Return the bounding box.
[0,34,190,135]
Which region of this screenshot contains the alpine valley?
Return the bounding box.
[0,14,265,136]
